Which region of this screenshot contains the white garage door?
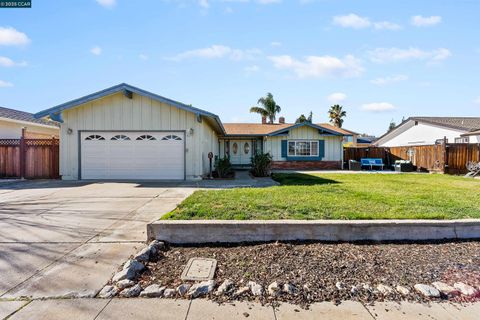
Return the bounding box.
[80,131,184,180]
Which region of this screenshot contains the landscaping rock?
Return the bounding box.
[120,284,142,298]
[362,284,373,292]
[98,285,118,298]
[454,282,477,296]
[149,240,165,251]
[432,282,459,296]
[215,279,234,296]
[396,285,410,295]
[140,284,165,298]
[188,280,216,298]
[414,284,440,298]
[350,285,359,295]
[177,284,191,296]
[283,283,295,295]
[116,279,135,289]
[164,288,176,298]
[133,247,152,263]
[248,281,263,296]
[112,269,133,282]
[123,259,145,273]
[267,281,280,296]
[377,284,394,294]
[234,286,250,297]
[335,282,345,290]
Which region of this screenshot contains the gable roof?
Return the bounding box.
[0,106,59,128]
[34,83,225,134]
[223,122,352,136]
[374,116,480,145]
[409,117,480,131]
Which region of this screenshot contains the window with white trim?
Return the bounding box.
[287,141,319,157]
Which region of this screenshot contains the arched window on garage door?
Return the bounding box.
[136,134,156,141]
[85,134,105,141]
[111,134,131,141]
[161,134,182,141]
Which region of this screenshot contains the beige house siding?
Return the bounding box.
[0,118,58,139]
[60,92,219,180]
[263,126,343,161]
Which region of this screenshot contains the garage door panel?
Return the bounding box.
[81,131,184,180]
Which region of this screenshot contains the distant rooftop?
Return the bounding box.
[223,122,355,136]
[0,106,59,127]
[410,117,480,132]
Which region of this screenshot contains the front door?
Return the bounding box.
[229,140,252,165]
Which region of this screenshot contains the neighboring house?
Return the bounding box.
[374,117,480,147]
[34,83,351,180]
[0,106,59,139]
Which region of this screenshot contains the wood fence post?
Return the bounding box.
[50,136,56,179]
[19,127,26,179]
[442,136,447,174]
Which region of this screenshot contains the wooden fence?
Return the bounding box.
[344,143,480,174]
[0,137,59,179]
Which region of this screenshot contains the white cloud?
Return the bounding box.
[244,65,259,73]
[0,27,30,46]
[270,41,282,47]
[333,14,401,31]
[0,56,27,67]
[0,80,13,88]
[257,0,281,4]
[370,74,408,86]
[474,97,480,105]
[333,14,371,29]
[411,15,442,27]
[373,21,402,30]
[327,92,347,104]
[169,45,261,61]
[139,54,148,60]
[269,54,363,78]
[96,0,116,8]
[199,0,209,8]
[90,46,102,55]
[368,47,451,63]
[361,102,396,112]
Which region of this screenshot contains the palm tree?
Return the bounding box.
[250,93,281,124]
[328,104,347,128]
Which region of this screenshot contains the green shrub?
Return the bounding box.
[250,152,273,177]
[215,157,233,178]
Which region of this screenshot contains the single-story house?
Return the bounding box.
[0,106,59,139]
[374,117,480,147]
[34,83,351,180]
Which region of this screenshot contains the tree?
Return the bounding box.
[388,119,396,132]
[328,105,347,128]
[250,93,281,124]
[295,111,313,124]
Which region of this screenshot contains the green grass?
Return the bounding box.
[162,173,480,220]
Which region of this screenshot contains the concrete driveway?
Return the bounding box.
[0,180,194,299]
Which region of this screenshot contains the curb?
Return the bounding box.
[147,219,480,243]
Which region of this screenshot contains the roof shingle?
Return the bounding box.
[223,122,353,136]
[0,106,59,127]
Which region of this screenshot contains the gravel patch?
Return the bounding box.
[138,240,480,306]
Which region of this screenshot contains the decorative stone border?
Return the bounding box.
[147,219,480,243]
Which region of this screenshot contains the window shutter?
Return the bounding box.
[281,140,287,158]
[318,140,325,158]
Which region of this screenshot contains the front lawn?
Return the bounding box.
[162,173,480,220]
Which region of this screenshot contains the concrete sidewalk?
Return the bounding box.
[1,298,478,320]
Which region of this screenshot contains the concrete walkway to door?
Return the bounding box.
[0,180,195,299]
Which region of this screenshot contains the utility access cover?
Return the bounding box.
[181,257,217,281]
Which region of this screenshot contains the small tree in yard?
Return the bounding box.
[250,152,273,177]
[215,157,233,178]
[388,119,396,132]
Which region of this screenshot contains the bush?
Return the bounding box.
[250,152,273,177]
[215,157,233,178]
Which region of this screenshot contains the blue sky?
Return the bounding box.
[0,0,479,136]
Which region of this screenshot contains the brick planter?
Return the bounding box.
[271,161,342,170]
